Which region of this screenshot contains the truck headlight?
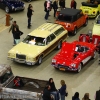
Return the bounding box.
[71,63,76,67]
[27,57,35,61]
[52,59,56,63]
[12,6,14,9]
[8,53,15,57]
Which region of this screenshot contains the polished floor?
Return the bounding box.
[0,0,100,100]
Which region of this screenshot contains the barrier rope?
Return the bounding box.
[0,15,6,27]
[0,15,5,19]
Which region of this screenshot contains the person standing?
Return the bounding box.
[72,92,80,100]
[95,88,100,100]
[43,84,53,100]
[48,78,59,100]
[9,21,19,45]
[44,0,51,20]
[59,0,65,9]
[53,0,58,18]
[82,93,91,100]
[13,28,20,45]
[59,80,66,100]
[70,0,77,9]
[27,4,34,29]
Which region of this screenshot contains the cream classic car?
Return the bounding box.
[8,23,68,65]
[93,14,100,35]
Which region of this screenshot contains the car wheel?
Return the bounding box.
[5,6,10,13]
[73,27,77,35]
[57,41,62,50]
[92,51,96,59]
[84,19,88,26]
[77,63,82,73]
[37,56,42,65]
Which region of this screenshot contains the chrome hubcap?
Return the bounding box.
[5,7,9,13]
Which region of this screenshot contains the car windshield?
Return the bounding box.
[57,14,73,22]
[95,16,100,24]
[23,35,46,46]
[81,2,98,7]
[0,69,13,84]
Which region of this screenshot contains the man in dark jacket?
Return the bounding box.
[59,0,65,8]
[9,21,19,45]
[95,89,100,100]
[70,0,77,9]
[27,4,34,29]
[43,85,52,100]
[53,0,58,17]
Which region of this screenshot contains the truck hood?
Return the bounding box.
[55,21,71,27]
[8,42,46,58]
[93,24,100,36]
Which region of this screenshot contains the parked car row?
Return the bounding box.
[0,0,98,73]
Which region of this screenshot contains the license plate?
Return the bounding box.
[59,68,65,71]
[85,11,88,13]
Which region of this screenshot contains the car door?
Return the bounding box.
[0,0,6,9]
[76,13,82,28]
[42,33,57,56]
[81,46,91,64]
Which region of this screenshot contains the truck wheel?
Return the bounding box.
[92,51,96,59]
[57,41,62,50]
[5,6,10,13]
[37,56,42,65]
[77,63,82,73]
[84,19,88,26]
[73,27,77,35]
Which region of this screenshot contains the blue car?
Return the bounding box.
[0,0,25,13]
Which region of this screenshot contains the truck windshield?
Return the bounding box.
[0,70,12,84]
[23,35,46,46]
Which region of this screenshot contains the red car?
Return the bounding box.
[79,33,100,50]
[51,41,96,73]
[56,8,88,35]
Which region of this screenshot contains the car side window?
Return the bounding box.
[84,47,89,51]
[54,27,65,36]
[50,34,56,41]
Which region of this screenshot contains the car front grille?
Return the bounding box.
[16,54,26,60]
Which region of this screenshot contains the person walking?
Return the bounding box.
[27,4,34,29]
[43,84,53,100]
[59,0,65,9]
[59,80,66,100]
[9,21,19,45]
[53,0,58,18]
[44,0,51,20]
[82,93,91,100]
[95,88,100,100]
[13,28,21,45]
[72,92,80,100]
[70,0,77,9]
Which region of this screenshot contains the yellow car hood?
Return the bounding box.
[81,6,97,13]
[8,42,45,57]
[93,24,100,36]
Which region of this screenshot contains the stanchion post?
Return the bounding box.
[5,14,10,26]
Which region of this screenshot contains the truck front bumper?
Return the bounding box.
[8,57,36,65]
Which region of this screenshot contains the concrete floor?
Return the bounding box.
[0,0,100,99]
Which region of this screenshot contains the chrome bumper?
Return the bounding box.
[8,57,36,65]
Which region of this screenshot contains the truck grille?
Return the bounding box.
[16,54,26,60]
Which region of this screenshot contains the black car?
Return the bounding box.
[25,0,32,2]
[0,0,25,13]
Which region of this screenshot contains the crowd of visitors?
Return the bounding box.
[42,78,100,100]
